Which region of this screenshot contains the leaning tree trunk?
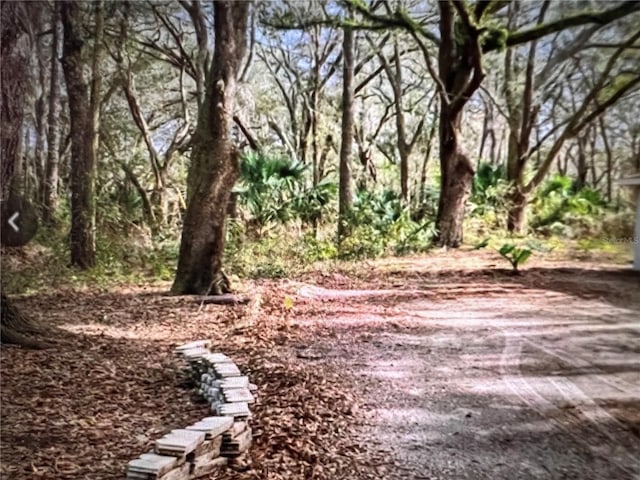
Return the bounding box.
[171,1,248,295]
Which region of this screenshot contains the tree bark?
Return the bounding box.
[433,1,483,247]
[34,32,48,206]
[436,104,475,247]
[374,38,424,203]
[504,2,546,234]
[417,95,438,215]
[61,0,103,268]
[599,115,613,202]
[574,132,589,191]
[172,0,248,295]
[507,188,527,234]
[1,292,49,349]
[1,2,49,348]
[0,1,30,200]
[311,26,320,186]
[338,24,354,240]
[43,2,62,226]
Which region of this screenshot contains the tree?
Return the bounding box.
[371,35,425,203]
[42,2,62,226]
[257,6,341,180]
[61,0,105,268]
[347,0,639,246]
[109,1,198,229]
[338,22,355,239]
[1,1,48,348]
[502,7,640,232]
[171,1,249,295]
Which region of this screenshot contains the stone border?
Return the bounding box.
[125,340,256,479]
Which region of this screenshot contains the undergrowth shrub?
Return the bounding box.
[236,152,337,236]
[338,189,436,260]
[468,162,511,228]
[530,175,612,238]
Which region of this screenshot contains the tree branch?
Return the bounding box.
[233,115,261,152]
[502,3,640,51]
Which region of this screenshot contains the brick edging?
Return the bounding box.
[125,340,255,479]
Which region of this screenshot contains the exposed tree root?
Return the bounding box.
[0,325,49,349]
[1,293,52,349]
[195,294,250,305]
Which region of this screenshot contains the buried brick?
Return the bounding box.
[191,455,228,478]
[221,427,253,457]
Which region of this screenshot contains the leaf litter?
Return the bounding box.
[1,282,385,480]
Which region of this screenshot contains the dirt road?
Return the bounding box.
[291,264,640,480]
[2,252,638,480]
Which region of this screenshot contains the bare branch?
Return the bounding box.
[502,3,640,51]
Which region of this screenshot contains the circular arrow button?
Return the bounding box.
[1,195,38,247]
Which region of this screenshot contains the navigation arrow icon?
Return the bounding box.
[1,198,36,246]
[8,212,20,232]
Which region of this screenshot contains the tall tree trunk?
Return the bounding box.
[394,44,409,203]
[507,189,527,234]
[506,118,530,233]
[338,24,354,240]
[1,2,29,201]
[374,38,424,203]
[34,33,47,206]
[61,0,103,268]
[505,2,546,234]
[436,104,475,247]
[417,97,437,214]
[172,0,248,295]
[478,98,497,165]
[43,2,62,226]
[311,26,320,186]
[574,132,588,191]
[599,115,613,202]
[433,2,483,247]
[1,2,49,348]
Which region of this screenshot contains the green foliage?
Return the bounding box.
[2,222,180,295]
[338,189,436,260]
[236,152,337,230]
[473,237,490,250]
[292,178,338,225]
[413,183,440,220]
[497,243,533,273]
[468,162,511,227]
[301,233,339,262]
[530,174,608,237]
[237,152,306,228]
[481,27,509,52]
[224,224,339,279]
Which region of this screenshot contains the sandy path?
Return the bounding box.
[292,282,640,480]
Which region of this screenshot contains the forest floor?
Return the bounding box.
[1,248,639,480]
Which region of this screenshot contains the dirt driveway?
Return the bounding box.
[289,257,640,480]
[2,252,638,480]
